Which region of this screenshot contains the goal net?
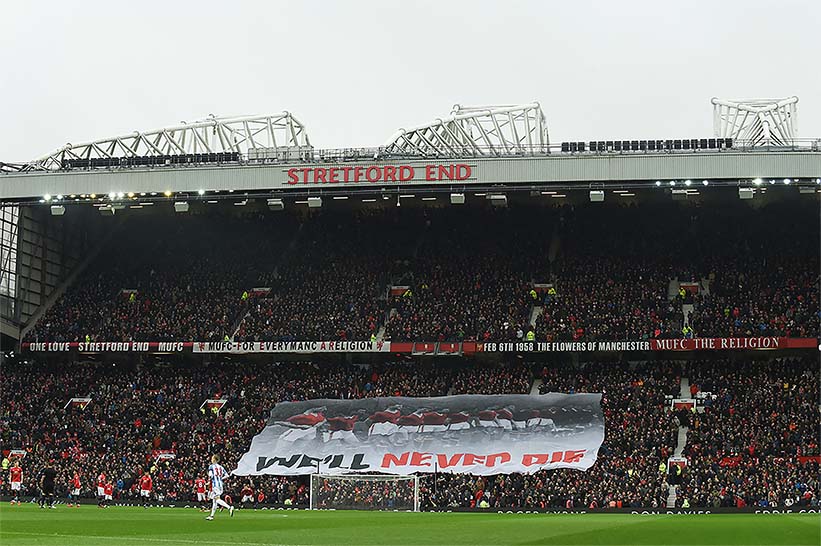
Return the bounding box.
[309,474,420,512]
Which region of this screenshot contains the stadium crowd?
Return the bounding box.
[23,202,819,345]
[28,214,298,343]
[3,357,816,510]
[673,358,819,509]
[383,209,536,342]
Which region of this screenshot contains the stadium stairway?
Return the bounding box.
[679,377,690,398]
[529,305,543,328]
[667,374,691,508]
[530,378,542,395]
[676,375,691,457]
[666,485,678,508]
[682,304,694,330]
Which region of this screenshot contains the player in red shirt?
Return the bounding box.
[96,472,107,508]
[67,471,81,508]
[103,481,114,507]
[139,471,153,509]
[240,485,254,507]
[9,461,23,506]
[195,477,207,510]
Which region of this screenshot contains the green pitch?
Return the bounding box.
[1,504,819,546]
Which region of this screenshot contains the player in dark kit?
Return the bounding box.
[39,462,57,509]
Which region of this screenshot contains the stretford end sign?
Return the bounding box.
[22,337,818,354]
[285,164,473,185]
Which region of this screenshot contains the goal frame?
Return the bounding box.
[309,473,420,512]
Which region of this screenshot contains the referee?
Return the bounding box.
[38,459,57,509]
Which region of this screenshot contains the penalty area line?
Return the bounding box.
[0,531,308,546]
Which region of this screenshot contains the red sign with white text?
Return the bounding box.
[21,337,817,354]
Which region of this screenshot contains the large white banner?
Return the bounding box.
[234,394,604,476]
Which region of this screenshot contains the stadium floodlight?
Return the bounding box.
[127,192,135,198]
[450,193,465,204]
[164,190,172,197]
[174,202,189,213]
[783,178,791,185]
[307,197,322,208]
[50,205,65,216]
[108,192,116,199]
[43,194,52,201]
[753,178,763,186]
[655,181,661,187]
[197,189,205,195]
[702,180,709,186]
[684,180,692,186]
[267,198,284,211]
[589,190,605,202]
[738,188,755,200]
[56,194,63,200]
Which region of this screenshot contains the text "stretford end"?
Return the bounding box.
[286,164,473,184]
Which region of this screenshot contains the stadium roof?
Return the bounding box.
[26,112,311,172]
[712,97,799,146]
[384,103,549,157]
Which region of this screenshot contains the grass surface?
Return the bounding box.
[0,504,819,546]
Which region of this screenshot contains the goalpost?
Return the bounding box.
[309,474,420,512]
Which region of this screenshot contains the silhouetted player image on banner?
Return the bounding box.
[234,393,604,476]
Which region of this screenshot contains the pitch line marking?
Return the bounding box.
[1,532,308,546]
[4,537,811,546]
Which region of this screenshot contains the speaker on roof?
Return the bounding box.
[489,194,507,207]
[738,188,754,200]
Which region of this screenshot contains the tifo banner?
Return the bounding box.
[233,394,604,477]
[22,337,817,354]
